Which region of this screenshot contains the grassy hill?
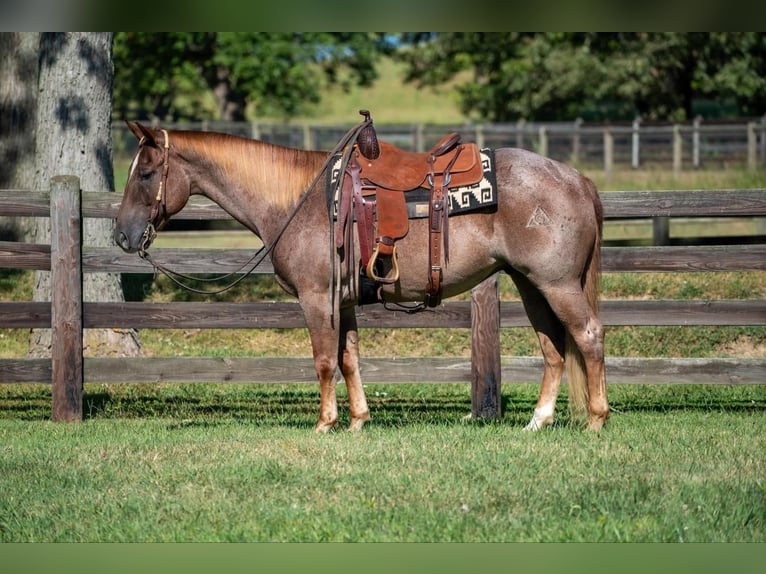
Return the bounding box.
[261,56,471,125]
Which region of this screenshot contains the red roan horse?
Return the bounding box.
[114,120,609,432]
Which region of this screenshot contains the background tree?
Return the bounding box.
[28,32,140,358]
[700,32,766,117]
[113,32,393,121]
[0,32,38,241]
[398,32,766,122]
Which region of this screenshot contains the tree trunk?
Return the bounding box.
[210,65,247,121]
[29,32,140,359]
[0,32,39,241]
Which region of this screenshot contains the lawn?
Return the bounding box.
[0,383,764,542]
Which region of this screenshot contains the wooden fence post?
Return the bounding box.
[538,126,548,157]
[474,124,484,149]
[603,128,613,184]
[571,117,582,165]
[50,175,83,422]
[652,217,671,246]
[747,122,757,171]
[470,274,501,419]
[631,117,641,169]
[414,123,424,152]
[692,116,701,168]
[673,124,683,174]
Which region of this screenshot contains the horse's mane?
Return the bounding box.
[174,131,327,209]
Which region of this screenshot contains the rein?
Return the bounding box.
[136,119,373,296]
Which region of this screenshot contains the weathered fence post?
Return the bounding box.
[516,119,526,149]
[692,116,701,168]
[603,128,613,184]
[652,217,671,246]
[50,175,83,422]
[673,124,683,174]
[631,117,641,169]
[747,122,757,171]
[571,118,582,165]
[470,274,501,419]
[414,123,424,152]
[538,126,548,157]
[474,124,485,149]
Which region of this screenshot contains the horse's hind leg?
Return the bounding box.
[539,283,609,431]
[510,271,566,430]
[339,307,370,431]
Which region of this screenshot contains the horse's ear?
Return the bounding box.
[125,121,158,146]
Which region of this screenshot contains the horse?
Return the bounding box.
[114,120,609,433]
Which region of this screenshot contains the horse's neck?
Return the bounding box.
[182,139,323,244]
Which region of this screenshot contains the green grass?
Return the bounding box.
[271,56,471,125]
[0,383,763,542]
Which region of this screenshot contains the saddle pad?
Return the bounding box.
[328,148,496,220]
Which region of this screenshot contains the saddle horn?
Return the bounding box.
[357,109,380,160]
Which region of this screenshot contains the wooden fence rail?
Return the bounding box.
[1,180,765,421]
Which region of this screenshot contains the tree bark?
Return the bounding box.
[28,32,140,359]
[0,32,39,241]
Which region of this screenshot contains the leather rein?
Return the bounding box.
[135,120,372,296]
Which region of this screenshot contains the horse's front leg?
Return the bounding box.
[301,294,341,433]
[339,306,370,431]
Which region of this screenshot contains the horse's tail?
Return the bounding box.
[566,177,603,426]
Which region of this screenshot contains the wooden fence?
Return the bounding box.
[1,178,765,421]
[115,117,766,173]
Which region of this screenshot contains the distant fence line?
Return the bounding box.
[113,117,766,173]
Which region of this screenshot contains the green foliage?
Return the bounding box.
[113,33,393,122]
[399,33,766,121]
[113,33,766,124]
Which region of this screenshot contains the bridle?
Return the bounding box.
[132,118,373,297]
[137,129,170,255]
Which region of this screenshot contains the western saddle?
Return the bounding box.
[336,110,484,307]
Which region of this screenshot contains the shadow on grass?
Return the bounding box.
[1,383,763,430]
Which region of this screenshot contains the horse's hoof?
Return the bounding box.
[523,419,549,431]
[314,421,338,434]
[586,418,606,432]
[522,420,539,431]
[347,415,370,432]
[523,408,553,431]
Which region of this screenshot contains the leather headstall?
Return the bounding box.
[139,129,170,255]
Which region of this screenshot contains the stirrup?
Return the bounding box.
[366,245,399,284]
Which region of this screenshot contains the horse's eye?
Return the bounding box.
[138,168,154,181]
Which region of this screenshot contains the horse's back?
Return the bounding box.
[489,147,601,282]
[494,147,597,201]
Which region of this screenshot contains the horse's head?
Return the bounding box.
[114,121,191,253]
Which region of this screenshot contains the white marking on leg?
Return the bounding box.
[523,403,555,431]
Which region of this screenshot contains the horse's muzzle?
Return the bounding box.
[115,229,139,253]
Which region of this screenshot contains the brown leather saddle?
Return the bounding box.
[336,110,484,307]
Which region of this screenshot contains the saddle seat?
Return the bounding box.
[357,138,483,193]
